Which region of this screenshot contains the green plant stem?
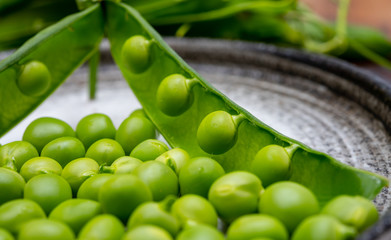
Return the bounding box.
[89,49,100,100]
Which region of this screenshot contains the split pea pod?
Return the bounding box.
[105,1,387,205]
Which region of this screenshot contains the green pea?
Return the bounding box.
[99,174,152,223]
[0,141,38,171]
[130,139,169,161]
[291,215,357,240]
[171,194,218,228]
[22,117,75,153]
[100,156,142,174]
[0,167,25,205]
[61,158,100,195]
[41,137,85,167]
[76,113,116,149]
[85,138,125,166]
[179,157,225,198]
[18,219,75,240]
[121,35,152,73]
[115,116,156,154]
[156,74,195,116]
[78,214,125,240]
[122,225,173,240]
[0,199,46,235]
[258,181,319,232]
[250,145,291,187]
[197,111,241,154]
[176,224,225,240]
[16,60,51,97]
[129,108,148,119]
[49,199,102,234]
[0,228,14,240]
[24,174,72,215]
[127,196,179,236]
[132,161,178,201]
[155,148,190,174]
[226,214,288,240]
[19,156,62,181]
[321,195,378,232]
[77,174,114,201]
[208,171,263,223]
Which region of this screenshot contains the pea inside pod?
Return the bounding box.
[16,60,51,97]
[121,35,152,74]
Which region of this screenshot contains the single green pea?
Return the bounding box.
[121,35,152,73]
[16,60,51,97]
[197,111,242,154]
[100,156,142,174]
[171,194,218,228]
[77,173,114,201]
[17,219,75,240]
[155,148,190,174]
[76,113,116,149]
[99,174,152,223]
[122,225,173,240]
[19,156,62,181]
[0,141,38,171]
[41,137,85,167]
[208,171,263,223]
[156,74,196,116]
[24,174,72,215]
[130,139,169,161]
[78,214,125,240]
[321,195,379,232]
[179,157,225,198]
[258,181,320,232]
[115,116,156,154]
[176,224,225,240]
[85,138,125,166]
[129,108,148,119]
[291,215,357,240]
[250,144,291,187]
[0,199,46,235]
[226,214,288,240]
[0,228,14,240]
[61,158,100,195]
[127,196,179,236]
[49,199,102,234]
[132,161,178,201]
[22,117,75,153]
[0,167,25,205]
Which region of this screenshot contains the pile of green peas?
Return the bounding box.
[0,110,379,240]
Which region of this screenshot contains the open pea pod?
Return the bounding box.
[106,2,388,205]
[0,4,104,136]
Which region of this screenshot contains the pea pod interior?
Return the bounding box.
[105,1,388,205]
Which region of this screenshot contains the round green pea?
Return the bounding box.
[155,148,190,174]
[250,144,291,187]
[18,219,75,240]
[291,215,357,240]
[226,214,288,240]
[85,138,125,166]
[176,224,225,240]
[78,214,125,240]
[22,117,75,153]
[0,141,38,171]
[130,139,169,161]
[17,60,51,97]
[129,108,148,119]
[0,167,25,205]
[132,161,178,201]
[122,225,173,240]
[0,199,46,234]
[115,116,156,154]
[156,74,193,116]
[41,137,85,167]
[24,174,72,215]
[121,35,152,73]
[76,113,116,149]
[101,156,142,174]
[258,181,319,232]
[77,174,114,201]
[197,110,237,154]
[19,156,62,181]
[179,157,225,198]
[208,171,263,223]
[0,228,14,240]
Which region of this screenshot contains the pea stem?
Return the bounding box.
[284,144,299,159]
[185,78,199,89]
[88,49,100,100]
[232,113,246,127]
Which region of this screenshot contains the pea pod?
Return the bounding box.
[105,1,388,204]
[0,3,104,136]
